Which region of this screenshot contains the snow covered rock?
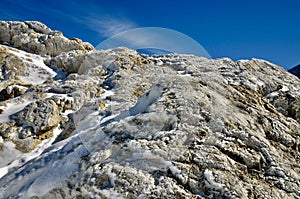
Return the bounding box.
[44,47,150,74]
[0,21,94,56]
[0,21,299,199]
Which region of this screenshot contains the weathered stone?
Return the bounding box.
[44,47,149,74]
[0,21,94,56]
[0,21,299,199]
[11,99,60,134]
[0,121,18,139]
[13,137,36,152]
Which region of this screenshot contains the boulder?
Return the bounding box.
[11,99,60,134]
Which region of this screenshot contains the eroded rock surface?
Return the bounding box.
[0,21,299,199]
[0,21,94,56]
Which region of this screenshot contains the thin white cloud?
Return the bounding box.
[80,16,137,38]
[4,0,136,39]
[96,27,211,58]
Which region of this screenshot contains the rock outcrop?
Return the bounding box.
[0,21,94,56]
[0,21,299,199]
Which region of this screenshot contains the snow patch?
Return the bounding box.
[44,93,74,102]
[0,99,35,123]
[0,127,62,179]
[204,169,225,191]
[100,83,163,127]
[7,47,56,84]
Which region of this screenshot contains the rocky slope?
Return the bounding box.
[0,21,299,199]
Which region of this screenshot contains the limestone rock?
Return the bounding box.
[0,121,18,139]
[11,99,59,134]
[45,47,150,74]
[0,21,299,199]
[0,21,94,56]
[0,44,57,85]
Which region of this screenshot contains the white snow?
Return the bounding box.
[177,71,191,76]
[99,189,124,199]
[0,127,62,179]
[8,48,55,76]
[237,59,249,63]
[44,93,74,102]
[0,47,63,183]
[0,103,111,197]
[7,47,56,84]
[99,84,163,127]
[127,83,163,116]
[0,141,22,178]
[6,85,28,95]
[100,89,115,99]
[0,99,35,123]
[267,91,280,99]
[281,85,289,92]
[156,59,163,66]
[204,169,225,190]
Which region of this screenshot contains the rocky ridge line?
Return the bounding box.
[0,21,94,57]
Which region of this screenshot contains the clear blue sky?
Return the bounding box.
[1,0,299,69]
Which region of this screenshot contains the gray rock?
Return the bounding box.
[11,99,59,134]
[0,21,299,199]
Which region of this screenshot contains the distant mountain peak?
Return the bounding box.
[288,64,300,78]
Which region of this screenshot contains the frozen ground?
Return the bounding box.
[0,43,299,198]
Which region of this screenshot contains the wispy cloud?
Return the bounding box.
[78,15,137,38]
[2,0,137,39]
[96,27,211,58]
